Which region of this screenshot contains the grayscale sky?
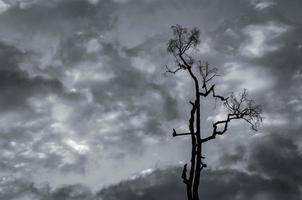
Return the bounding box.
[0,0,301,199]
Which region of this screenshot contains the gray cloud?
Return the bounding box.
[247,131,302,184]
[0,0,301,197]
[97,168,301,200]
[0,69,63,111]
[0,0,185,190]
[0,176,95,200]
[97,130,302,200]
[1,128,301,200]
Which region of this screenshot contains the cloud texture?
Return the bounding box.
[0,0,301,198]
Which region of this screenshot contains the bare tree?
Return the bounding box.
[165,25,262,200]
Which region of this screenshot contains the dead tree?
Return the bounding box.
[165,25,262,200]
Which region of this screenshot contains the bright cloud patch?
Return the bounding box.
[222,62,274,92]
[131,57,157,74]
[252,0,276,10]
[240,22,289,58]
[63,61,115,90]
[197,38,215,55]
[64,139,90,154]
[262,113,289,127]
[0,0,9,13]
[88,0,99,5]
[86,38,102,54]
[293,70,302,80]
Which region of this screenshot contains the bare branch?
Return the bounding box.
[164,65,182,76]
[197,62,228,103]
[182,164,188,184]
[201,113,236,143]
[201,90,262,143]
[200,162,207,170]
[167,25,200,56]
[198,61,220,85]
[172,129,193,137]
[167,25,200,68]
[224,89,263,131]
[199,155,207,170]
[199,84,228,101]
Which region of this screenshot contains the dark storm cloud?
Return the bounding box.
[0,41,64,111]
[50,184,94,200]
[0,176,95,200]
[0,40,91,174]
[0,0,182,180]
[97,168,302,200]
[0,42,25,70]
[1,127,302,200]
[91,41,179,120]
[0,176,43,200]
[0,0,301,196]
[0,0,117,82]
[183,0,302,132]
[0,0,115,34]
[97,130,302,200]
[0,69,63,111]
[83,41,181,154]
[247,131,302,183]
[210,6,302,84]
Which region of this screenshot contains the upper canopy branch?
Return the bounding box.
[166,24,199,73]
[167,24,200,58]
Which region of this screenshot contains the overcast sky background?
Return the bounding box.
[0,0,301,199]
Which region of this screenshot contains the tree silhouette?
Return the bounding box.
[165,25,263,200]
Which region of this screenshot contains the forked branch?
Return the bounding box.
[199,84,228,101]
[198,61,227,101]
[224,89,262,131]
[201,89,263,143]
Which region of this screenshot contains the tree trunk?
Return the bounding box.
[188,68,202,200]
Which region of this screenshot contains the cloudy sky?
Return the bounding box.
[0,0,301,199]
